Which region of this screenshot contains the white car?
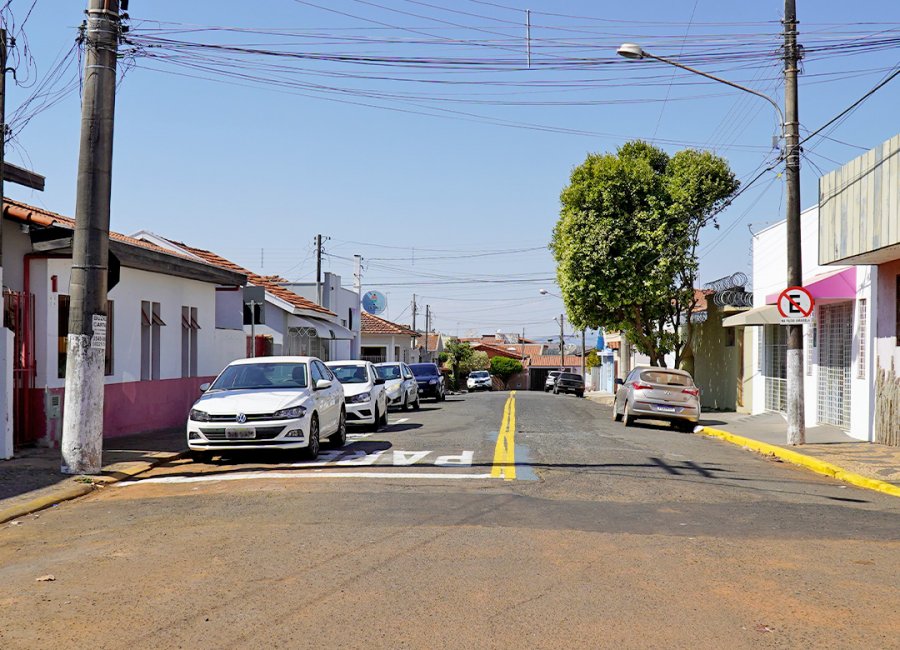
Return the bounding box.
[375,362,420,411]
[467,370,493,391]
[187,356,346,462]
[326,360,388,431]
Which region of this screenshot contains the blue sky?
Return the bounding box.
[5,1,899,338]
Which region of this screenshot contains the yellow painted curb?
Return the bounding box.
[698,427,900,498]
[0,451,188,525]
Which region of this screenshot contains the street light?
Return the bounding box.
[617,33,805,445]
[538,289,585,379]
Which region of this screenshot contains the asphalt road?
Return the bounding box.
[1,391,898,649]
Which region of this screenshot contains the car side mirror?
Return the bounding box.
[375,377,386,385]
[315,379,332,391]
[615,378,624,386]
[199,382,210,392]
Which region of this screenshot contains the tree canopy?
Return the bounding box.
[551,141,737,367]
[490,356,523,388]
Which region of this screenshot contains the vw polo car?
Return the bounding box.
[187,356,346,462]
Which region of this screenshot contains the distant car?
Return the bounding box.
[553,372,584,397]
[613,367,701,432]
[186,356,346,462]
[410,362,445,401]
[326,360,388,431]
[375,362,420,411]
[467,370,493,392]
[544,371,562,392]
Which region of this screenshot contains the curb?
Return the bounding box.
[698,427,900,498]
[0,450,188,525]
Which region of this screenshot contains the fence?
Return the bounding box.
[875,359,899,446]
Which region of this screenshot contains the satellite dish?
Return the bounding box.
[362,290,388,315]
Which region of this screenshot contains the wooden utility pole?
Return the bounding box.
[783,0,805,445]
[558,314,565,370]
[61,0,122,475]
[315,234,323,306]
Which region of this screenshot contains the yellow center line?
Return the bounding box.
[491,390,517,480]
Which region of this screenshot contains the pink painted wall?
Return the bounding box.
[35,376,214,446]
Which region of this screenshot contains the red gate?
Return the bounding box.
[4,290,36,447]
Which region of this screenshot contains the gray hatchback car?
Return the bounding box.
[612,367,700,432]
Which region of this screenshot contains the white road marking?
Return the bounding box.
[393,418,409,425]
[119,471,494,486]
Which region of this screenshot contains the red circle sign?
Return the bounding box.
[777,286,815,318]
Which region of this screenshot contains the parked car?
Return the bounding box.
[375,361,420,411]
[409,362,446,401]
[467,370,493,392]
[326,360,388,431]
[553,371,585,397]
[612,367,700,432]
[544,370,562,392]
[186,356,346,462]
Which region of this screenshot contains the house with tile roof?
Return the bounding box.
[132,233,356,362]
[360,312,418,363]
[1,200,246,457]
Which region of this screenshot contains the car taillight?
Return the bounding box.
[631,382,654,391]
[682,387,700,396]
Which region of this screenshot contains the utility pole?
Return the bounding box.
[0,27,7,311]
[558,313,565,370]
[315,234,323,306]
[425,305,431,357]
[411,294,417,333]
[784,0,805,445]
[61,0,122,475]
[581,328,586,381]
[353,254,362,359]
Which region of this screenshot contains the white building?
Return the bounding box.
[1,200,246,458]
[360,312,417,363]
[727,204,873,440]
[280,272,362,360]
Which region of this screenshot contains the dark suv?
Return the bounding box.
[553,372,585,397]
[410,363,445,401]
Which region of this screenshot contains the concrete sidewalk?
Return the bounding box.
[0,429,187,523]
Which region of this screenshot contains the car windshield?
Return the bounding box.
[410,364,437,378]
[640,370,691,386]
[330,365,369,384]
[560,373,581,380]
[210,362,308,390]
[375,365,402,380]
[470,371,489,378]
[548,371,561,378]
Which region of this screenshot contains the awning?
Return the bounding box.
[723,305,780,327]
[765,267,856,304]
[295,316,355,340]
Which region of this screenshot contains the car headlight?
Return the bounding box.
[273,406,307,419]
[189,409,210,422]
[350,392,371,403]
[429,378,437,384]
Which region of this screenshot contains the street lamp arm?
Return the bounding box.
[639,51,785,131]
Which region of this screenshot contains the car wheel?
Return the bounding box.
[412,394,420,410]
[613,397,623,422]
[380,407,388,427]
[440,388,446,402]
[305,415,320,460]
[622,401,634,428]
[370,406,381,432]
[680,421,697,433]
[576,391,584,398]
[329,408,347,447]
[190,450,212,463]
[401,394,410,411]
[553,385,559,395]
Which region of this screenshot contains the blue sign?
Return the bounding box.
[596,331,605,350]
[362,290,388,315]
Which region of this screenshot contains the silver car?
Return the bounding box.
[612,367,700,432]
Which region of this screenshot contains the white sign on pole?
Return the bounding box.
[777,286,815,325]
[91,314,107,350]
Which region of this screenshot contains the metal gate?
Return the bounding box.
[4,290,36,447]
[817,302,852,428]
[762,325,787,412]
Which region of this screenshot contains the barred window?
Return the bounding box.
[857,299,867,379]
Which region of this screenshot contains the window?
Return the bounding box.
[181,306,201,378]
[857,299,867,379]
[58,296,114,378]
[141,301,165,381]
[348,307,353,331]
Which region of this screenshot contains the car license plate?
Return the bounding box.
[656,405,676,413]
[225,427,256,439]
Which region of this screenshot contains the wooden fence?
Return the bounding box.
[875,358,900,447]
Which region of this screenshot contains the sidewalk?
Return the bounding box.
[0,429,187,523]
[704,412,900,489]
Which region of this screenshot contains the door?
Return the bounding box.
[313,360,338,432]
[4,290,36,447]
[817,303,852,429]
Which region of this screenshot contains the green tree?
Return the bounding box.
[443,340,486,390]
[550,141,737,368]
[584,349,600,370]
[461,351,490,374]
[490,356,523,389]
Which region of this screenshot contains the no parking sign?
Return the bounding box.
[777,286,815,325]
